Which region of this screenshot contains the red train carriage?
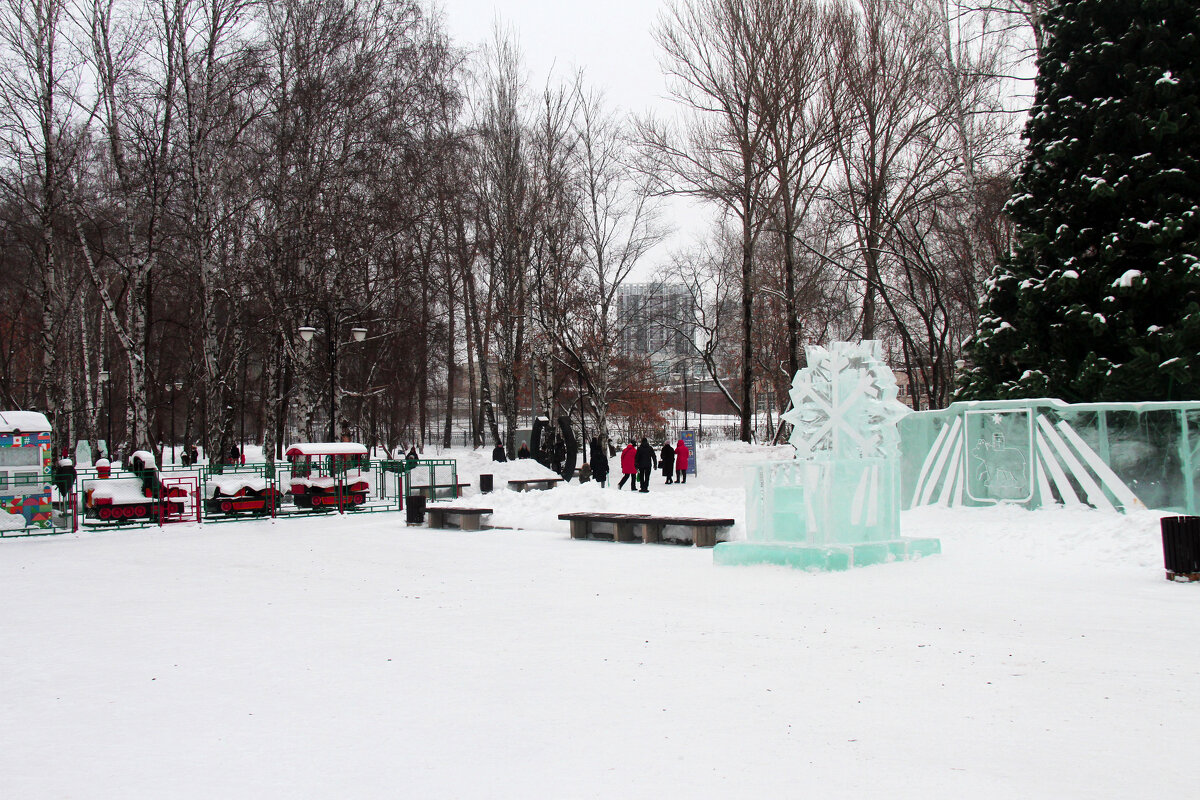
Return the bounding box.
[205,474,280,515]
[286,443,372,510]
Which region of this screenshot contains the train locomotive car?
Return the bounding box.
[85,450,186,522]
[0,411,53,530]
[286,442,372,510]
[205,473,279,516]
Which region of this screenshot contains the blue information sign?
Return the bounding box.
[681,429,697,475]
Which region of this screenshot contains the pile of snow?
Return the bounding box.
[0,508,27,530]
[285,442,369,456]
[130,450,157,469]
[448,448,562,485]
[87,478,148,504]
[207,475,269,498]
[0,410,50,433]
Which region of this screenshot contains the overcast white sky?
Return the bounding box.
[438,0,712,276]
[438,0,671,117]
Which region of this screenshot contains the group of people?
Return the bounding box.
[615,437,690,493]
[489,434,690,493]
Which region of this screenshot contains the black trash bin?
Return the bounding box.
[1160,515,1200,581]
[406,493,427,525]
[480,474,494,494]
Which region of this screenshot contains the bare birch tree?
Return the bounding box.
[641,0,774,442]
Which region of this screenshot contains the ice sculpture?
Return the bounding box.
[899,399,1200,513]
[714,341,940,570]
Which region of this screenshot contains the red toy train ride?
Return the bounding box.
[85,451,186,521]
[286,443,372,510]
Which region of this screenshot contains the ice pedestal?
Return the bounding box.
[714,457,941,569]
[714,341,940,570]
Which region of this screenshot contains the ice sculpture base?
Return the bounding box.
[713,537,941,571]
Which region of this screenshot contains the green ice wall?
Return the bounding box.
[899,399,1200,513]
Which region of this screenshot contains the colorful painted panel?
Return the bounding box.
[0,430,52,528]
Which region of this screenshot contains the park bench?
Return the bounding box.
[508,477,564,492]
[559,512,735,548]
[426,505,493,531]
[641,516,736,548]
[560,512,651,542]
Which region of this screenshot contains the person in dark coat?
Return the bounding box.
[635,437,657,493]
[517,442,531,459]
[229,443,240,465]
[406,446,419,464]
[660,441,676,484]
[617,441,637,490]
[492,443,507,462]
[589,437,609,487]
[189,444,199,466]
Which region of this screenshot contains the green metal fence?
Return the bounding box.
[402,459,461,500]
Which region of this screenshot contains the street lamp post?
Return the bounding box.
[683,368,689,431]
[99,369,111,457]
[166,379,183,465]
[299,322,367,441]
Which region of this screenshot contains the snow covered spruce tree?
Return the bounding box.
[958,0,1200,402]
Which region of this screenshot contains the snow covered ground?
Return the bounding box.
[2,443,1196,798]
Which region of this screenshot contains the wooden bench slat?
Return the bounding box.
[558,512,651,522]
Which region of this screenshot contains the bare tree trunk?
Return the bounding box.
[442,271,457,449]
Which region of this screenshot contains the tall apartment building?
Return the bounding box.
[616,283,698,378]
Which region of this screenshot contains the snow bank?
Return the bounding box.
[906,503,1170,570]
[131,450,157,468]
[207,475,269,498]
[285,443,369,456]
[87,478,147,504]
[0,410,50,433]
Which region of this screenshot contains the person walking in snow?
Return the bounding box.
[617,441,637,490]
[660,440,675,484]
[589,437,609,487]
[674,438,690,484]
[635,437,657,493]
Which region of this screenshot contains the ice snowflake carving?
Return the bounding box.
[782,341,910,460]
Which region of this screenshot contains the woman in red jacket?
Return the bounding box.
[674,438,690,484]
[617,441,637,491]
